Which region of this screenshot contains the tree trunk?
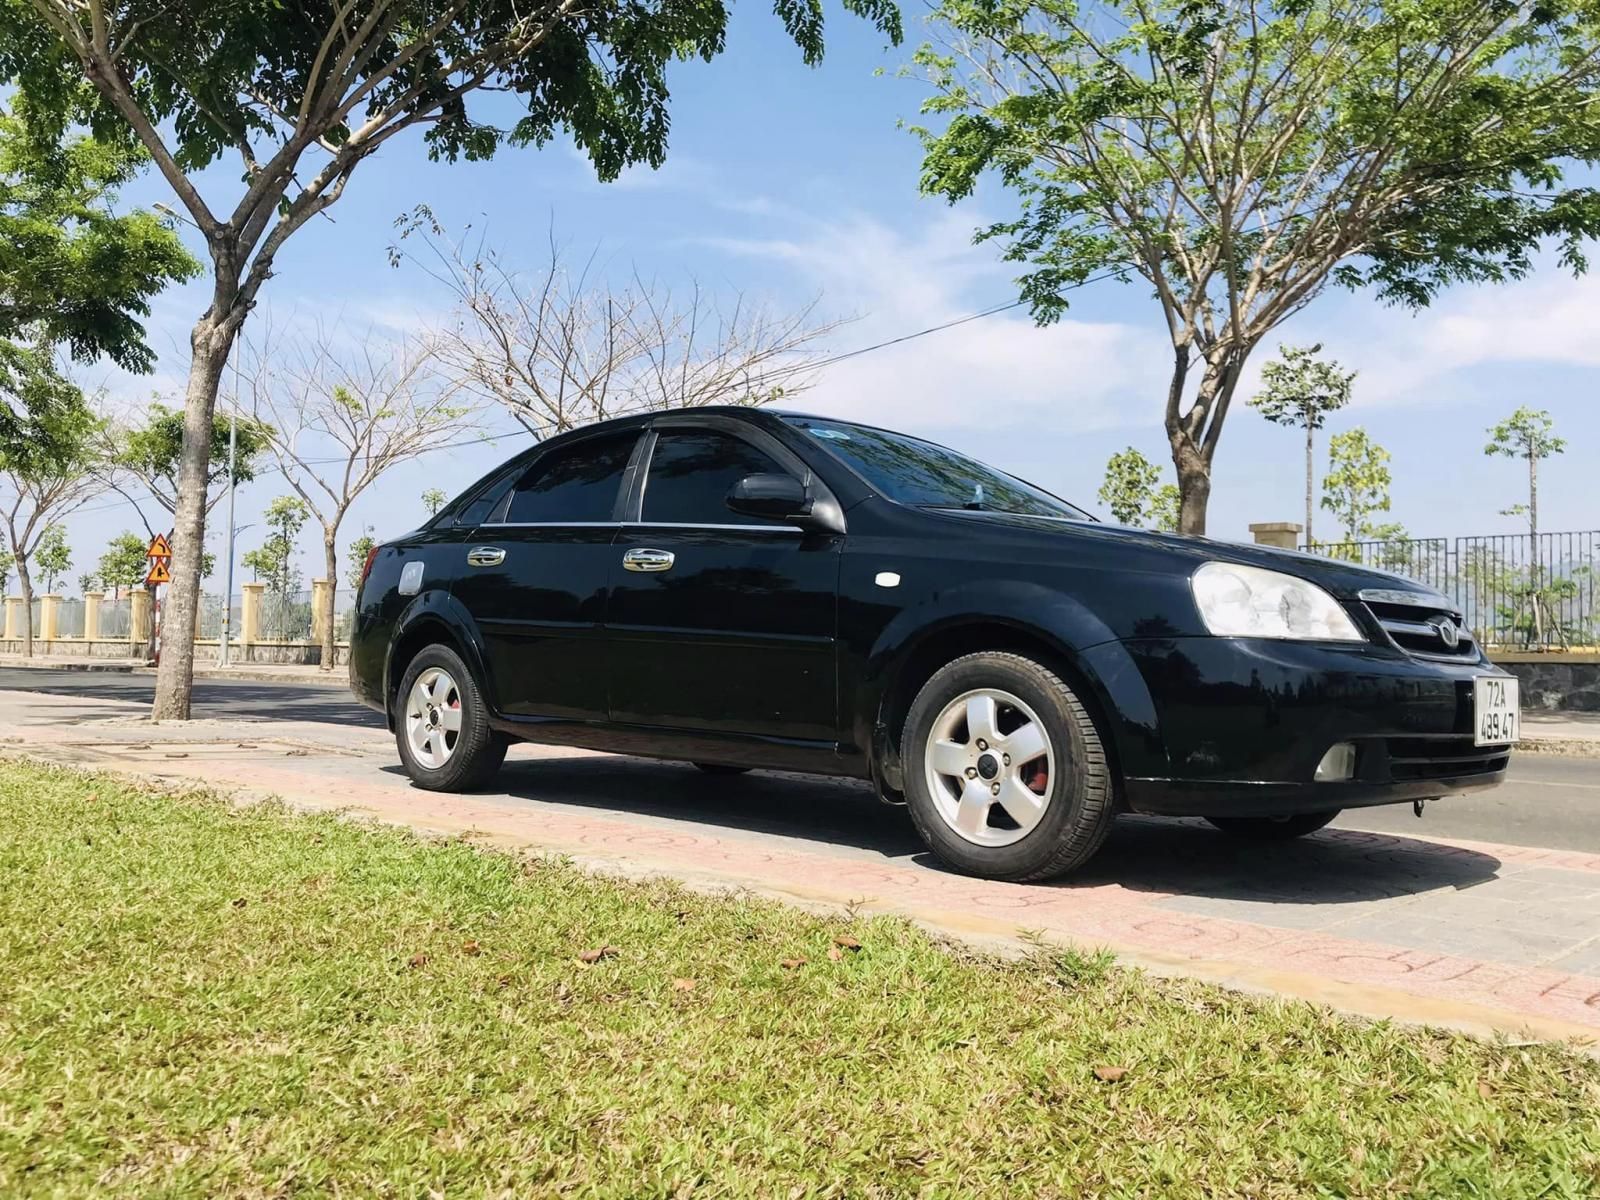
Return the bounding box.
[1304,421,1314,548]
[1166,357,1242,538]
[151,316,236,721]
[15,555,33,659]
[321,531,338,673]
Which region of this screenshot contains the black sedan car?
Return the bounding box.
[349,407,1517,880]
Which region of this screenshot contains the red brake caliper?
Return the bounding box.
[1022,760,1049,795]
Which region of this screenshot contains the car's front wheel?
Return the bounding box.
[901,651,1115,881]
[394,644,507,792]
[1205,811,1340,840]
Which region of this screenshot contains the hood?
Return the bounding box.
[932,510,1445,602]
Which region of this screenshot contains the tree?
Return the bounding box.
[240,321,478,670]
[243,496,309,641]
[1148,485,1180,535]
[97,398,273,656]
[1485,406,1566,645]
[4,0,900,720]
[96,531,149,597]
[1097,447,1161,526]
[34,522,69,593]
[394,214,850,439]
[1321,428,1393,545]
[1248,345,1356,545]
[0,103,196,456]
[0,394,103,655]
[1485,407,1565,543]
[347,532,377,589]
[916,0,1600,535]
[420,488,447,517]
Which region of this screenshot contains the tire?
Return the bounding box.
[901,651,1115,882]
[393,644,507,792]
[693,763,752,776]
[1205,811,1340,840]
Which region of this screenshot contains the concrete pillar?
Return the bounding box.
[130,590,153,644]
[39,594,60,642]
[1249,522,1303,551]
[310,578,331,647]
[3,596,20,640]
[83,592,103,641]
[241,582,264,646]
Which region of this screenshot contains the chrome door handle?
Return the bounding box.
[466,546,506,567]
[622,547,675,573]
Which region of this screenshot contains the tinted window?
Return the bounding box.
[642,430,791,525]
[503,432,637,523]
[785,417,1090,520]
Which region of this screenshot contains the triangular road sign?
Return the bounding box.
[147,533,172,560]
[145,559,172,585]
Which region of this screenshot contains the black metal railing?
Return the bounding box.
[1304,531,1599,650]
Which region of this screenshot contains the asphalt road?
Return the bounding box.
[2,666,1596,852]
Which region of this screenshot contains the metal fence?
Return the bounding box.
[259,588,314,642]
[1307,530,1599,649]
[197,594,243,641]
[100,596,132,639]
[55,598,85,639]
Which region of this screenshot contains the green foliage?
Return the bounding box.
[1321,428,1393,543]
[0,104,197,449]
[1097,448,1160,526]
[914,0,1600,530]
[33,521,68,592]
[5,761,1600,1196]
[421,488,448,517]
[243,496,310,602]
[117,401,273,513]
[95,531,148,594]
[1250,346,1356,433]
[1485,407,1566,462]
[1097,448,1181,531]
[346,533,377,589]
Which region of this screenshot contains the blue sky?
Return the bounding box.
[51,6,1600,597]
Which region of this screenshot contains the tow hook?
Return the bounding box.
[1413,798,1427,818]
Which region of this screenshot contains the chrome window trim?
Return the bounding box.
[1358,587,1458,612]
[479,520,803,533]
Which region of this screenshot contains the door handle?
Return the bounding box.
[622,547,675,573]
[466,546,506,567]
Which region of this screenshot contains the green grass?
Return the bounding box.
[1,762,1597,1198]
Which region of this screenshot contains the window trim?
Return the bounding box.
[488,427,645,527]
[628,418,829,529]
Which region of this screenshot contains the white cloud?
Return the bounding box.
[701,209,1170,434]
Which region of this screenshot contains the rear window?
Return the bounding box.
[503,432,638,524]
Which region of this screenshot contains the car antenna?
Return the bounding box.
[963,484,985,510]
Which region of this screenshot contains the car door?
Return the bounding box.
[449,427,643,720]
[605,421,843,743]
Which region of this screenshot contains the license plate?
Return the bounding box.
[1473,675,1520,747]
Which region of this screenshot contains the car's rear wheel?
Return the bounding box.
[901,651,1115,881]
[1205,811,1340,840]
[394,644,507,792]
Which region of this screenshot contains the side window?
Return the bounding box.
[641,429,794,526]
[454,479,512,528]
[503,432,637,524]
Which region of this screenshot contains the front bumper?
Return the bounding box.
[1113,636,1512,818]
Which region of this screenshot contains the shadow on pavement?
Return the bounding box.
[464,755,1503,906]
[0,669,381,728]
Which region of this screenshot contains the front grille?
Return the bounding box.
[1384,736,1509,781]
[1361,597,1476,661]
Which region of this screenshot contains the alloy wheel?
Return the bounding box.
[405,666,462,768]
[924,688,1055,847]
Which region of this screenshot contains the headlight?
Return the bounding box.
[1191,562,1364,641]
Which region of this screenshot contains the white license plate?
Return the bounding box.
[1473,675,1520,747]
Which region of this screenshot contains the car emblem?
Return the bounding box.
[1432,618,1460,650]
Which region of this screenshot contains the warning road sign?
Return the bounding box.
[145,559,172,586]
[146,533,172,561]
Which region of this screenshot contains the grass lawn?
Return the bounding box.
[1,761,1597,1198]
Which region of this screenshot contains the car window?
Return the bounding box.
[784,416,1091,520]
[641,429,793,526]
[502,432,638,524]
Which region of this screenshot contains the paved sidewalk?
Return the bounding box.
[0,653,343,687]
[5,686,1599,1045]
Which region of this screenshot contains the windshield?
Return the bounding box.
[785,417,1092,520]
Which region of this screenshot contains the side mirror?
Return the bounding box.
[726,472,811,520]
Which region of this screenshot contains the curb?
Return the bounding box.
[1519,736,1600,759]
[0,657,346,690]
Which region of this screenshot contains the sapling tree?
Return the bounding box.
[1249,345,1356,545]
[1321,428,1393,545]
